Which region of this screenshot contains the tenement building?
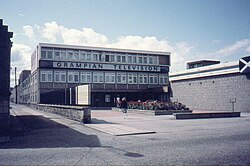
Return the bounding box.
[170,56,250,112]
[14,43,170,107]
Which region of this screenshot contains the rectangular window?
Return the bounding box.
[117,55,121,62]
[133,56,137,63]
[105,54,110,62]
[68,71,79,83]
[40,71,53,82]
[139,74,148,84]
[74,51,79,60]
[61,51,67,60]
[105,73,115,84]
[61,71,66,82]
[68,51,74,60]
[80,52,86,60]
[47,71,53,82]
[128,73,137,84]
[149,57,153,64]
[159,74,168,84]
[41,50,46,59]
[128,56,132,63]
[54,50,60,60]
[105,95,111,102]
[138,57,143,63]
[47,50,53,59]
[54,71,66,83]
[122,56,126,63]
[87,53,92,61]
[110,55,115,62]
[149,74,158,84]
[153,57,158,64]
[81,72,92,83]
[93,53,98,61]
[117,73,126,84]
[41,71,46,82]
[54,71,60,82]
[93,72,104,83]
[143,56,147,64]
[41,49,53,59]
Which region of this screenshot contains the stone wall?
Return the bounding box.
[171,73,250,112]
[0,19,13,142]
[35,104,91,123]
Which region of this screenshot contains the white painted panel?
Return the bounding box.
[76,84,91,105]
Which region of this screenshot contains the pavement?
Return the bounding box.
[0,103,250,165]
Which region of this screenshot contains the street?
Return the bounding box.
[0,104,250,165]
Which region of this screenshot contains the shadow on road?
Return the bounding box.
[0,115,101,149]
[91,118,117,124]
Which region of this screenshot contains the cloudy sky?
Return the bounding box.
[0,0,250,87]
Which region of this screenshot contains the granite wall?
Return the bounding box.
[171,73,250,112]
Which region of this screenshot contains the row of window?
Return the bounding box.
[41,48,159,65]
[40,71,168,84]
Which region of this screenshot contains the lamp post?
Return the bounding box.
[230,98,236,112]
[15,67,17,104]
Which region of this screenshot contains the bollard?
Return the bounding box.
[82,108,91,124]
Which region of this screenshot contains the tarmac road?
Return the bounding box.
[0,104,250,165]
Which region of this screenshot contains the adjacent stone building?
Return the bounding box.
[0,19,13,142]
[170,57,250,112]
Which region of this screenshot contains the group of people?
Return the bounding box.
[117,97,128,119]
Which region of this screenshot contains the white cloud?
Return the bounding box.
[11,43,32,87]
[21,21,193,72]
[216,39,250,57]
[23,25,34,41]
[18,13,25,17]
[245,44,250,53]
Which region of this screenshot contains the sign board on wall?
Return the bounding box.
[239,56,250,74]
[75,84,91,105]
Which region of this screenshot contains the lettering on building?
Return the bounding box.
[53,62,160,72]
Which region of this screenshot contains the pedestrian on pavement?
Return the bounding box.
[120,97,128,119]
[116,97,121,108]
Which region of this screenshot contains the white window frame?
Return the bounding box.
[54,50,61,60]
[117,73,127,84]
[159,74,168,84]
[67,50,74,60]
[149,74,158,84]
[128,73,137,84]
[73,51,79,60]
[68,71,79,83]
[105,73,115,84]
[138,56,143,64]
[54,71,66,83]
[93,72,104,83]
[116,55,121,62]
[138,74,148,84]
[80,51,86,60]
[40,70,53,82]
[80,72,92,83]
[41,49,53,60]
[87,52,92,61]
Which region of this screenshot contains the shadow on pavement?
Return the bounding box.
[91,118,117,124]
[0,115,101,149]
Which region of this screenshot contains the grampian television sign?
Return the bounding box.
[239,56,250,74]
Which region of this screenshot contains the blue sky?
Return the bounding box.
[1,0,250,85]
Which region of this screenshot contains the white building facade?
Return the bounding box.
[17,43,171,107]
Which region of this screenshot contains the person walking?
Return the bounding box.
[120,97,128,119]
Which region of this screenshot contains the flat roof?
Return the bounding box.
[170,61,239,81]
[186,59,220,64]
[38,43,171,56]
